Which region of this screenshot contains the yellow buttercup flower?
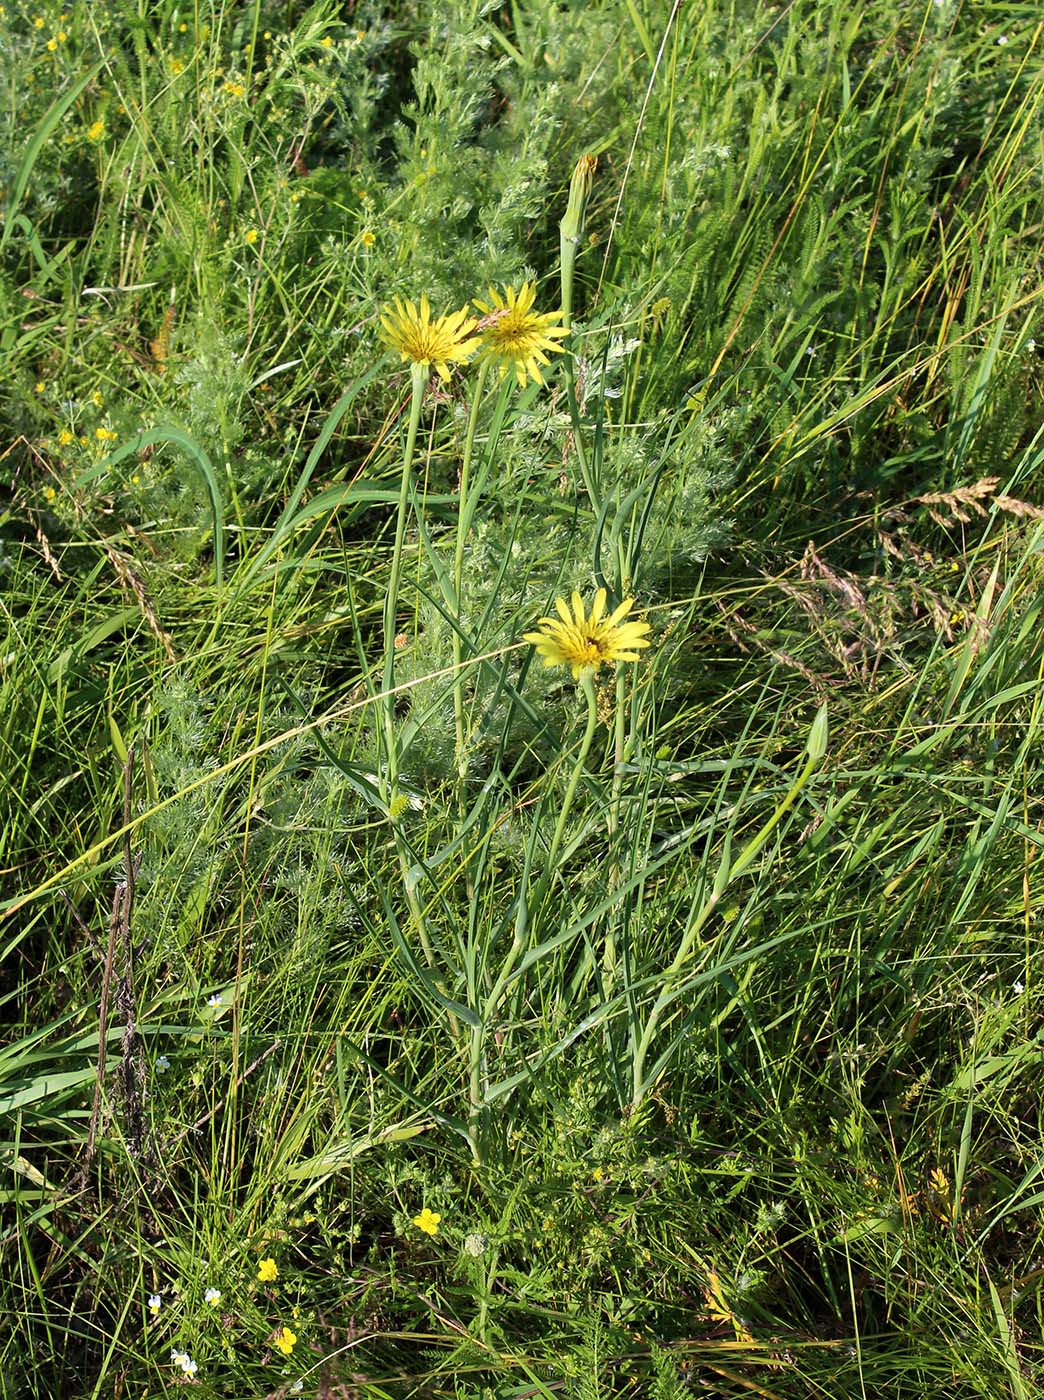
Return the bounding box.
[524,588,650,680]
[412,1207,441,1236]
[257,1257,278,1283]
[380,295,479,382]
[473,281,567,387]
[274,1325,297,1355]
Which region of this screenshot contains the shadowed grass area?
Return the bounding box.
[2,1,1044,1397]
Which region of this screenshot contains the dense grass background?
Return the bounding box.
[2,0,1044,1396]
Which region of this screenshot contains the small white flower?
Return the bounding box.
[182,1358,198,1377]
[207,994,222,1008]
[148,1293,162,1315]
[1013,980,1025,995]
[204,1286,222,1306]
[156,1055,170,1071]
[997,34,1009,45]
[171,1348,189,1367]
[290,1384,304,1395]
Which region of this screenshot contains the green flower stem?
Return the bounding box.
[602,663,629,983]
[560,186,598,510]
[381,363,426,803]
[452,358,490,783]
[380,365,442,979]
[536,669,600,903]
[467,671,600,1162]
[604,542,634,980]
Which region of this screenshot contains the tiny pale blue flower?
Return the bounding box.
[156,1055,170,1071]
[148,1293,162,1315]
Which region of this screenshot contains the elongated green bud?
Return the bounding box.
[559,154,597,331]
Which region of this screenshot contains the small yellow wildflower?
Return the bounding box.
[47,37,57,51]
[87,119,105,142]
[90,390,104,408]
[273,1326,297,1355]
[43,485,56,501]
[257,1257,278,1283]
[33,15,45,28]
[170,57,184,75]
[57,30,66,41]
[321,35,333,48]
[473,282,567,388]
[412,1207,441,1236]
[379,296,480,382]
[95,426,118,442]
[223,80,244,97]
[58,429,74,446]
[244,228,258,245]
[524,589,651,680]
[360,229,375,248]
[34,381,45,394]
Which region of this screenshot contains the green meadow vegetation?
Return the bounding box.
[3,0,1044,1395]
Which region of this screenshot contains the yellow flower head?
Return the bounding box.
[380,295,479,382]
[87,119,105,142]
[412,1207,441,1236]
[274,1326,297,1355]
[257,1257,278,1283]
[524,589,650,680]
[360,228,376,248]
[473,282,567,387]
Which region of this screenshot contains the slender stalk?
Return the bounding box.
[379,366,442,977]
[560,154,599,508]
[604,540,634,982]
[381,364,426,804]
[468,671,600,1162]
[453,359,490,783]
